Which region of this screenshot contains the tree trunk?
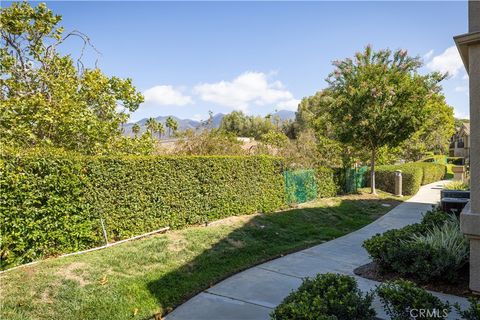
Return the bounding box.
[370,148,377,195]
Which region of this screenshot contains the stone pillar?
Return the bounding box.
[394,170,402,197]
[456,0,480,293]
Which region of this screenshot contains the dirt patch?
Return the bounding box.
[56,262,89,287]
[226,238,245,248]
[167,233,188,252]
[207,213,262,227]
[354,262,473,297]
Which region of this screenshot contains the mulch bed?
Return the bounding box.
[354,262,473,297]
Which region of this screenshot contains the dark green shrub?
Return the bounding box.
[271,273,376,320]
[1,150,286,269]
[377,279,451,320]
[455,297,480,320]
[315,167,337,198]
[363,208,461,282]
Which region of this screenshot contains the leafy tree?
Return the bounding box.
[0,2,146,154]
[132,123,141,137]
[400,94,455,161]
[174,129,244,155]
[220,110,276,139]
[326,46,444,194]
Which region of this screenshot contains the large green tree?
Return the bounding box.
[0,2,145,154]
[326,46,444,194]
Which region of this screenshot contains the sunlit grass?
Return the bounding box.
[0,190,403,320]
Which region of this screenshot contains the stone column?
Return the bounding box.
[456,0,480,293]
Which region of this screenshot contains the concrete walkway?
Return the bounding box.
[167,181,469,320]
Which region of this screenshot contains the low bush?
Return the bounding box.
[363,208,463,282]
[444,180,470,191]
[410,218,469,282]
[455,297,480,320]
[315,167,338,198]
[271,273,376,320]
[1,150,286,269]
[377,279,451,320]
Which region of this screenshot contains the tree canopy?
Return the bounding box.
[326,46,445,193]
[0,2,146,154]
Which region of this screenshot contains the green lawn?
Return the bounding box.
[0,190,403,320]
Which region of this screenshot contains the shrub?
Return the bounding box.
[408,162,446,185]
[455,297,480,320]
[369,164,423,195]
[271,273,376,320]
[410,217,469,281]
[368,163,445,195]
[444,180,470,191]
[1,150,286,269]
[363,208,462,282]
[377,279,451,320]
[315,167,337,198]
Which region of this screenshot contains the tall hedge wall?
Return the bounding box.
[1,151,286,269]
[315,167,337,198]
[368,163,446,195]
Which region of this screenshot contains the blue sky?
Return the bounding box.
[21,1,471,122]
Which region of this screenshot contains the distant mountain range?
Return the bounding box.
[122,110,296,137]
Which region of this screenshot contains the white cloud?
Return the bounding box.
[454,110,470,119]
[193,72,300,111]
[423,49,434,61]
[426,46,464,77]
[143,85,193,106]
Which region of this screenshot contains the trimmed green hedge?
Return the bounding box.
[314,167,337,198]
[1,151,286,269]
[368,163,446,196]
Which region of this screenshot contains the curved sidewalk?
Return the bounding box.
[167,181,469,320]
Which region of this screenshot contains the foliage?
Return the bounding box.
[271,273,376,320]
[422,155,447,165]
[220,110,277,139]
[174,129,245,155]
[410,217,469,270]
[408,162,446,185]
[400,95,455,162]
[455,297,480,320]
[165,116,178,136]
[0,194,401,320]
[444,180,470,191]
[369,164,423,195]
[278,129,343,169]
[1,150,286,268]
[377,279,450,320]
[326,46,444,193]
[363,208,464,282]
[260,130,289,148]
[369,163,445,195]
[0,2,147,154]
[315,167,338,198]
